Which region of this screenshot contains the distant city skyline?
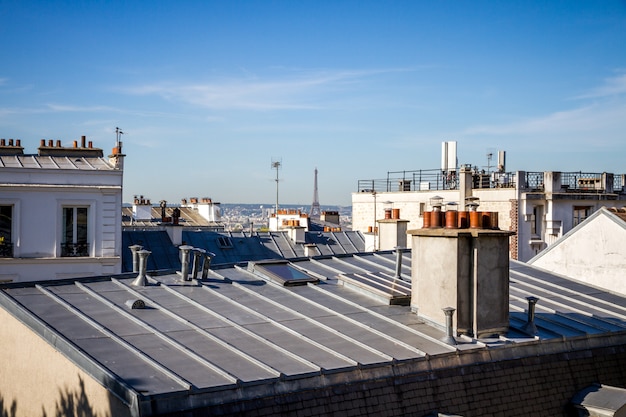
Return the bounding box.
[1,1,625,205]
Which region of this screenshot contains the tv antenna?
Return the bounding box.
[115,127,124,146]
[485,151,494,174]
[271,158,282,216]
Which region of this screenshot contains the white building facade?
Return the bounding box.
[352,167,626,262]
[0,137,124,282]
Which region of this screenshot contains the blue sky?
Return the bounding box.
[1,1,625,206]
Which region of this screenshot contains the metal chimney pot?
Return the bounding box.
[202,252,216,279]
[191,248,206,280]
[128,244,143,273]
[131,249,151,286]
[179,245,194,281]
[442,307,457,345]
[523,296,539,335]
[394,247,404,280]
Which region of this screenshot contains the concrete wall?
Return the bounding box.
[0,307,131,417]
[530,211,626,296]
[409,229,511,337]
[156,335,626,417]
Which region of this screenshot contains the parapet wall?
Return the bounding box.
[189,334,626,417]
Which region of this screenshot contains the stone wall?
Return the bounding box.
[174,336,626,417]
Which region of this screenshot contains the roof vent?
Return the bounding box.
[522,296,539,336]
[441,307,457,345]
[128,244,143,273]
[125,299,146,309]
[131,249,151,286]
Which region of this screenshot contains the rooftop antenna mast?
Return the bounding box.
[115,127,123,146]
[309,167,321,219]
[271,158,282,216]
[486,152,493,174]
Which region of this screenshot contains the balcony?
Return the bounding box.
[61,242,89,257]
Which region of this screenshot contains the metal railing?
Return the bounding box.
[358,168,516,193]
[524,172,544,191]
[61,242,90,257]
[561,172,603,191]
[358,169,458,193]
[358,169,624,194]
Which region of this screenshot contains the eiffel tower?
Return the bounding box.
[309,167,321,219]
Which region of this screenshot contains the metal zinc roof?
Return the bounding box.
[120,230,371,272]
[2,255,626,415]
[0,154,115,170]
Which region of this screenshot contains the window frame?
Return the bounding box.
[573,206,593,227]
[58,200,95,257]
[0,199,20,258]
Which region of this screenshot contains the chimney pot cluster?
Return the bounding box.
[423,198,498,230]
[1,139,18,146]
[177,245,214,281]
[133,195,151,205]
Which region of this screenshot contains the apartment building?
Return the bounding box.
[0,136,124,282]
[352,144,626,261]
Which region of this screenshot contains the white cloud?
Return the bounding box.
[467,102,626,138]
[119,68,412,111]
[464,72,626,140]
[45,103,117,112]
[575,72,626,99]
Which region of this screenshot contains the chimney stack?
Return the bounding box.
[408,220,514,338]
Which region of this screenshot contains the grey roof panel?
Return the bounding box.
[3,252,626,414]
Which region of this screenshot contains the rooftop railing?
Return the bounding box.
[357,168,517,193]
[358,169,625,194]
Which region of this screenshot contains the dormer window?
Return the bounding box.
[217,236,233,249]
[62,206,89,257]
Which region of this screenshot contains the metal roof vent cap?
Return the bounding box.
[125,299,146,309]
[441,307,457,345]
[131,249,151,286]
[128,244,143,273]
[522,296,539,336]
[177,245,194,281]
[394,246,404,280]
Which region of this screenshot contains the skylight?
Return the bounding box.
[250,260,319,286]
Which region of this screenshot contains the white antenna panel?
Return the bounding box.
[441,141,457,172]
[498,150,506,172]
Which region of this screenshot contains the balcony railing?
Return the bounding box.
[357,168,517,193]
[61,242,89,257]
[524,172,544,191]
[359,169,625,194]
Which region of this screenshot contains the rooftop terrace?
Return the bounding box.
[357,167,626,194]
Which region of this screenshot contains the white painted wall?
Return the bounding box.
[529,209,626,296]
[352,176,625,261]
[0,157,123,282]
